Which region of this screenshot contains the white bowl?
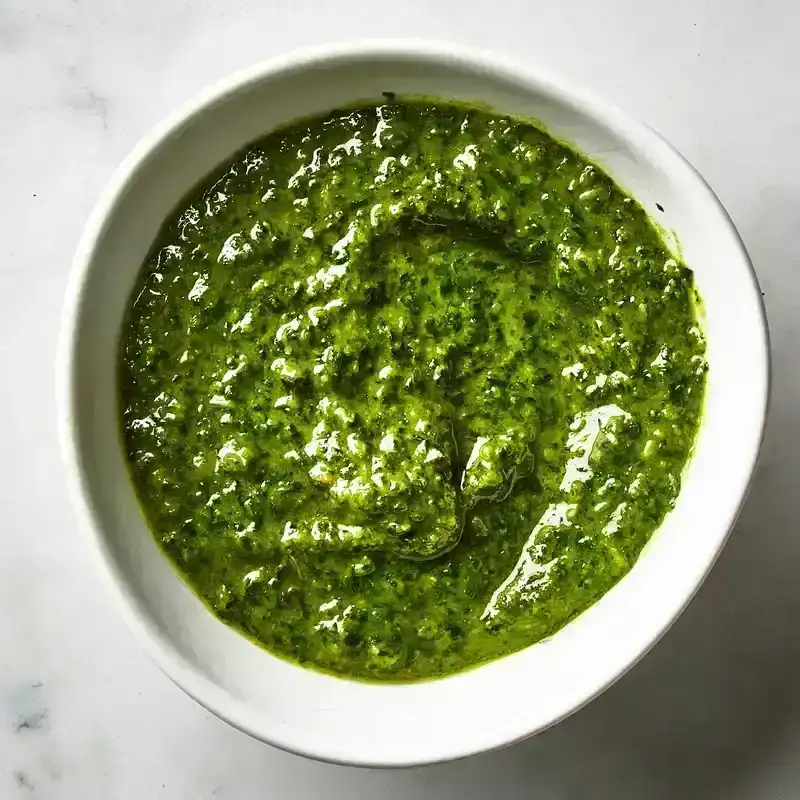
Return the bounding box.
[57,40,769,766]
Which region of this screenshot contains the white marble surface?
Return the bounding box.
[1,0,798,796]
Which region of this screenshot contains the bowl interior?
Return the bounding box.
[63,44,767,766]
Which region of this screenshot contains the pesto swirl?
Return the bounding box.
[121,100,705,681]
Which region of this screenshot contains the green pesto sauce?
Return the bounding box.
[121,100,706,681]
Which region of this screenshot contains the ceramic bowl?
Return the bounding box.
[57,40,769,766]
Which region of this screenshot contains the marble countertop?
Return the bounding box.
[2,0,798,797]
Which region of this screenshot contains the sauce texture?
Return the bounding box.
[121,100,706,681]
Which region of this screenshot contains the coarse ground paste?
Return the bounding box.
[120,99,706,681]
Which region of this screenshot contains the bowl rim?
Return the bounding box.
[57,37,771,767]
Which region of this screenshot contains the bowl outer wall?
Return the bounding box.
[57,39,770,766]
